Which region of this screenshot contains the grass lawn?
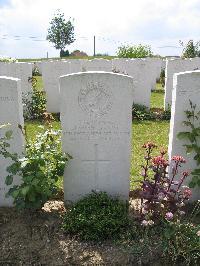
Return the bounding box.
[150,83,165,109]
[18,55,116,62]
[27,76,169,189]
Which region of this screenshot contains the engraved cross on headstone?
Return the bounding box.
[82,144,110,189]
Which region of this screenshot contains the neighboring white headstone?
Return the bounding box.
[60,72,134,203]
[83,59,112,72]
[0,76,24,207]
[69,59,84,73]
[41,60,71,113]
[164,58,200,110]
[112,58,153,108]
[168,70,200,201]
[0,62,33,96]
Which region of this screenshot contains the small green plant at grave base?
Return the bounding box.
[160,68,165,87]
[32,64,41,76]
[132,104,171,121]
[62,191,130,241]
[161,221,200,265]
[23,77,46,120]
[177,100,200,188]
[132,104,154,121]
[1,119,72,210]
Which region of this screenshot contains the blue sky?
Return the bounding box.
[0,0,199,59]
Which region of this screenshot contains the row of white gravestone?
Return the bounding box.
[164,57,200,110]
[0,70,199,207]
[0,77,24,207]
[41,58,165,113]
[0,62,33,96]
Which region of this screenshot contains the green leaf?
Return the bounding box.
[177,132,191,140]
[21,186,30,196]
[5,175,13,186]
[5,130,13,139]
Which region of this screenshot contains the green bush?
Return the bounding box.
[162,222,200,265]
[1,126,71,210]
[117,44,153,58]
[132,103,171,121]
[23,77,46,120]
[132,104,154,120]
[62,192,130,241]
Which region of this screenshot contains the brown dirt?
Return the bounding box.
[0,200,139,266]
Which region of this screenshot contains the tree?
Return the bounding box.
[47,10,75,57]
[181,40,200,58]
[117,44,153,58]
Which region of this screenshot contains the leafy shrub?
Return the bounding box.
[62,191,130,241]
[181,40,200,58]
[23,77,46,120]
[1,125,71,210]
[132,104,154,120]
[60,49,70,57]
[138,142,192,224]
[177,100,200,188]
[0,56,17,62]
[160,68,165,87]
[32,64,41,76]
[132,104,171,121]
[117,44,153,58]
[162,221,200,265]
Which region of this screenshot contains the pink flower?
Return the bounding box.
[152,156,168,167]
[182,171,189,177]
[171,156,186,163]
[142,142,157,149]
[165,212,174,220]
[183,188,192,199]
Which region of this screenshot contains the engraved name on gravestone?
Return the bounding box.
[60,72,134,203]
[168,70,200,201]
[0,77,24,207]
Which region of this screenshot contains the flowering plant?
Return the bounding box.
[139,142,192,224]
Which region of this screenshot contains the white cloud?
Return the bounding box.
[0,0,199,58]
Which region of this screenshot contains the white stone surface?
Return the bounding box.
[168,70,200,201]
[41,60,71,113]
[164,58,200,109]
[112,58,155,108]
[0,62,33,96]
[0,76,24,207]
[69,59,84,73]
[83,59,112,72]
[60,72,134,203]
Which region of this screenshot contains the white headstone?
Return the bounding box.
[0,62,33,97]
[0,76,24,207]
[41,60,71,113]
[164,58,200,110]
[60,72,134,203]
[168,70,200,201]
[83,59,112,72]
[112,58,153,108]
[69,59,84,73]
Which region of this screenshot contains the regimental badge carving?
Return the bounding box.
[78,82,113,117]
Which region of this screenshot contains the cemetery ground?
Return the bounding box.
[0,77,199,265]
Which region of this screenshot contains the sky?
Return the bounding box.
[0,0,199,59]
